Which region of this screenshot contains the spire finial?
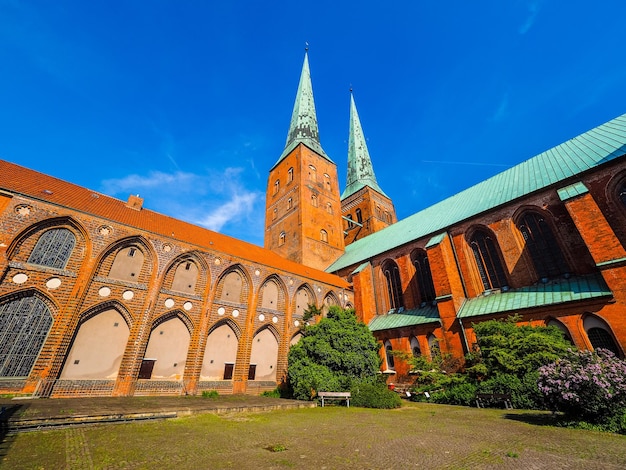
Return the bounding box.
[305,41,309,52]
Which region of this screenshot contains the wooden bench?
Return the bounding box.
[475,393,513,409]
[318,391,351,407]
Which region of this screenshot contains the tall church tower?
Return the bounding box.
[264,52,345,271]
[341,92,396,245]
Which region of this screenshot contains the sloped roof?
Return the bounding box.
[369,306,440,331]
[0,160,349,289]
[341,93,388,199]
[457,273,612,319]
[328,113,626,273]
[273,52,331,168]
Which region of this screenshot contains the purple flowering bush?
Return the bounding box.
[538,348,626,433]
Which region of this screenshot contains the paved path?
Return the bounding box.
[0,395,314,432]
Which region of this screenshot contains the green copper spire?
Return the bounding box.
[341,92,388,199]
[274,51,331,166]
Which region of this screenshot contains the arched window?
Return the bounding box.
[108,246,145,282]
[171,261,198,293]
[279,231,286,246]
[311,195,318,207]
[587,328,620,356]
[410,337,421,357]
[274,179,280,195]
[220,271,244,303]
[320,229,328,243]
[308,165,317,182]
[326,202,333,214]
[470,229,507,290]
[584,315,621,357]
[384,340,395,370]
[272,208,277,220]
[356,208,363,224]
[518,212,569,279]
[27,228,76,269]
[0,296,53,377]
[324,173,331,191]
[287,198,293,210]
[412,251,436,304]
[546,319,574,344]
[382,260,404,310]
[287,167,294,183]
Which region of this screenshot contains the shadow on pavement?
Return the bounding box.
[503,412,559,427]
[0,404,28,458]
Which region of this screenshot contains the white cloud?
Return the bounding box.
[195,191,258,232]
[99,167,265,244]
[100,171,196,195]
[519,1,541,35]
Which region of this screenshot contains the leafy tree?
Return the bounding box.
[287,305,381,401]
[467,316,572,409]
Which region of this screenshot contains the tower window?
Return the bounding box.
[324,173,331,191]
[288,167,294,183]
[320,229,328,243]
[356,208,363,224]
[279,231,286,246]
[326,203,333,214]
[288,198,293,210]
[346,214,354,228]
[274,180,280,195]
[308,165,317,182]
[311,195,318,207]
[272,208,277,220]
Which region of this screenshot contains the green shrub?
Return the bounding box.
[202,390,219,398]
[432,382,479,406]
[350,379,401,409]
[261,388,281,398]
[288,306,381,401]
[477,372,543,409]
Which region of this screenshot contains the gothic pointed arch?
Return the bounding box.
[466,226,508,291]
[381,259,404,311]
[214,265,251,305]
[583,314,622,357]
[293,283,316,319]
[61,303,131,379]
[0,290,56,378]
[202,319,240,380]
[323,291,340,310]
[515,209,570,280]
[162,252,209,296]
[7,216,89,269]
[545,318,574,344]
[141,310,192,380]
[249,325,280,381]
[97,236,155,285]
[410,249,436,305]
[258,275,287,312]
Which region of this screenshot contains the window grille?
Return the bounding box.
[0,296,53,377]
[413,252,436,303]
[518,212,569,279]
[383,261,404,310]
[27,228,76,269]
[587,327,620,356]
[470,230,507,290]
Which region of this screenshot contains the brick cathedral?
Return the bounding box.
[1,52,625,397]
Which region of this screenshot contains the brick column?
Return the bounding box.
[425,233,467,359]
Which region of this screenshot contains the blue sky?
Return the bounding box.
[1,1,625,247]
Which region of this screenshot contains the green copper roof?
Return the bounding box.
[328,113,626,273]
[557,181,589,201]
[341,93,388,199]
[369,306,441,332]
[273,52,331,168]
[457,273,612,319]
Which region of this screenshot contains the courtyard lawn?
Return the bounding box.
[2,402,625,469]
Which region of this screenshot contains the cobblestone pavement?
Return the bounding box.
[2,399,626,469]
